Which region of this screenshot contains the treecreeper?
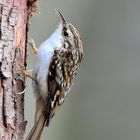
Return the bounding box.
[24,9,83,140]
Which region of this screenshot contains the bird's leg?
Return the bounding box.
[18,38,37,86]
[19,64,36,81]
[28,38,38,54]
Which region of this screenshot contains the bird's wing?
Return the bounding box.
[46,48,74,125]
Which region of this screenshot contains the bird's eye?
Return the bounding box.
[63,27,69,37]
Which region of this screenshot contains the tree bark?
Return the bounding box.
[0,0,28,139]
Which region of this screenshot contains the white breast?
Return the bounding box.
[33,23,63,96]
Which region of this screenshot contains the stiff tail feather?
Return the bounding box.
[25,113,46,140]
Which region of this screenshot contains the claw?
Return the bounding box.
[28,38,38,54]
[15,87,26,95]
[19,64,36,81]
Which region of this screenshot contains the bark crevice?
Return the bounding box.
[0,0,29,139]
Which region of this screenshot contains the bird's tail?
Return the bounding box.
[26,97,47,140]
[25,112,46,140]
[26,95,53,140]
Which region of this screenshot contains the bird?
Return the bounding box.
[26,9,83,140]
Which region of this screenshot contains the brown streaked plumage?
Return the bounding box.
[26,9,83,140]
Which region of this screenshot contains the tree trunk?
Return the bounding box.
[0,0,28,139]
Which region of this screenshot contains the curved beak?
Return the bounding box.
[55,9,66,24]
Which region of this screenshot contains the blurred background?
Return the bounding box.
[25,0,140,140]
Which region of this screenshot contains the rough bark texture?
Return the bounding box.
[0,0,28,139]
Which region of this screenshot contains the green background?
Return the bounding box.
[25,0,140,140]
